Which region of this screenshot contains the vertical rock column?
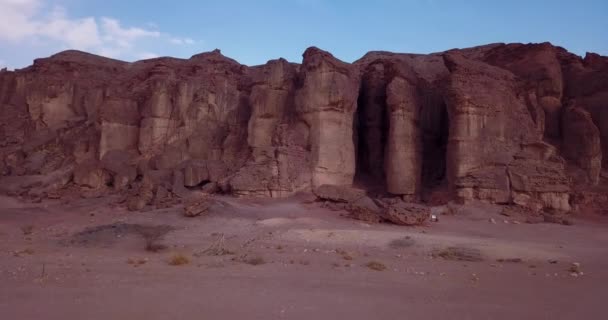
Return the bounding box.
[248,59,295,161]
[99,98,140,159]
[295,47,360,187]
[562,106,602,185]
[228,59,298,197]
[138,80,179,156]
[442,53,539,203]
[385,76,421,197]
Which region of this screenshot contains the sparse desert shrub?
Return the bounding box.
[13,248,35,257]
[21,225,34,235]
[244,256,266,266]
[335,248,354,260]
[168,253,190,266]
[366,261,387,271]
[433,246,483,262]
[388,236,415,249]
[145,241,168,252]
[140,227,171,252]
[496,258,523,263]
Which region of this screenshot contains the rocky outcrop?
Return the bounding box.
[183,196,214,217]
[384,76,421,197]
[296,47,360,187]
[562,106,602,185]
[1,42,607,216]
[483,43,565,141]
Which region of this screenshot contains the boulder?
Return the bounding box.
[73,161,109,189]
[382,202,430,226]
[101,150,137,190]
[184,196,214,217]
[346,196,383,223]
[562,106,602,184]
[127,178,155,211]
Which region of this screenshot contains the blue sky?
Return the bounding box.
[0,0,607,69]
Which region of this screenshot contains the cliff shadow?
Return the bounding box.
[420,94,449,201]
[353,72,389,193]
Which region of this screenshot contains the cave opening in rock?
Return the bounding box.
[420,97,449,193]
[353,83,388,192]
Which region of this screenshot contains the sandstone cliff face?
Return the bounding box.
[1,43,607,214]
[295,47,360,187]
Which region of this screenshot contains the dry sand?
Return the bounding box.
[1,195,607,319]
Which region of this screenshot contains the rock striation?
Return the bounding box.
[1,43,607,215]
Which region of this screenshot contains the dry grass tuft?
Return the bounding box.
[335,248,354,260]
[127,258,148,267]
[21,225,34,236]
[388,236,415,249]
[244,256,266,266]
[433,246,484,262]
[496,258,523,263]
[233,254,266,265]
[168,253,190,266]
[13,248,35,257]
[366,261,387,271]
[145,241,167,252]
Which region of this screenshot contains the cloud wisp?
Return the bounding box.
[0,0,196,64]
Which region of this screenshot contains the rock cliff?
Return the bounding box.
[1,42,607,214]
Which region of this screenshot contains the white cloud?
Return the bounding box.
[0,0,42,41]
[101,17,160,48]
[0,0,196,63]
[170,37,195,45]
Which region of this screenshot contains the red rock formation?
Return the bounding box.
[0,43,607,214]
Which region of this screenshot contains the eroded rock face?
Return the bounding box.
[562,106,602,185]
[385,76,421,197]
[1,43,607,215]
[296,47,360,187]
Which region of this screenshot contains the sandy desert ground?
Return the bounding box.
[1,195,607,320]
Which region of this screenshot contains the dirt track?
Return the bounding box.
[1,195,607,320]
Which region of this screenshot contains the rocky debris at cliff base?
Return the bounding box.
[381,202,430,226]
[345,196,383,223]
[313,187,431,226]
[126,179,156,212]
[184,196,215,217]
[313,185,367,203]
